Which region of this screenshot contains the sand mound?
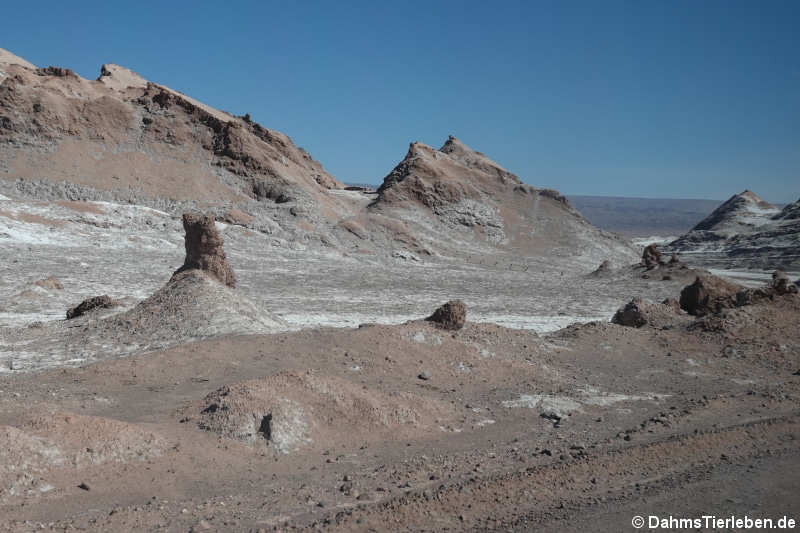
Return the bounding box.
[101,270,286,344]
[172,213,236,288]
[196,371,452,454]
[0,413,166,502]
[22,412,167,466]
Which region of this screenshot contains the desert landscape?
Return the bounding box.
[1,45,799,533]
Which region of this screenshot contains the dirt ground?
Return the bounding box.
[1,289,798,531]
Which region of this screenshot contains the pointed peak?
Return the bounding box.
[406,141,436,157]
[732,190,776,210]
[97,63,148,91]
[0,48,37,70]
[439,135,470,155]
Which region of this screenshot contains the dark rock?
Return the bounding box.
[679,275,742,316]
[641,244,663,270]
[426,300,467,330]
[172,213,236,288]
[66,295,116,319]
[772,270,798,295]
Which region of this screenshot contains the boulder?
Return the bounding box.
[679,275,742,316]
[172,213,236,288]
[611,297,680,328]
[772,270,798,295]
[66,295,116,319]
[426,300,467,330]
[642,244,663,270]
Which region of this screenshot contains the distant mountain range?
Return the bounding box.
[567,196,723,237]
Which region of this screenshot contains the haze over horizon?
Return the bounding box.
[3,0,798,204]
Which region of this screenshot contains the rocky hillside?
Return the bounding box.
[1,48,637,264]
[666,190,800,270]
[0,48,341,211]
[366,136,636,263]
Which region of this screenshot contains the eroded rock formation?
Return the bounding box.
[172,213,236,288]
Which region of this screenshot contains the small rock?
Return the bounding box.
[77,482,90,491]
[418,370,432,381]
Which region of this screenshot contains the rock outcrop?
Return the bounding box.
[172,213,236,288]
[426,300,467,330]
[772,270,798,295]
[641,244,663,269]
[611,297,681,328]
[66,295,116,319]
[679,275,743,317]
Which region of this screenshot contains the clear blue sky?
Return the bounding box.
[4,0,799,202]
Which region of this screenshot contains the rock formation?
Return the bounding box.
[0,48,341,212]
[641,244,663,269]
[611,297,681,328]
[426,300,467,330]
[679,275,743,316]
[172,213,236,288]
[772,270,798,295]
[66,295,116,319]
[369,136,638,262]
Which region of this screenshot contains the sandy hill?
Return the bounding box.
[666,190,800,270]
[365,136,636,263]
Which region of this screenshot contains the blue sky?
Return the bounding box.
[4,0,799,202]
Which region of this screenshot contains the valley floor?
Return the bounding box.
[0,195,798,532]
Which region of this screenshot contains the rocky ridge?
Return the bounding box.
[666,190,800,270]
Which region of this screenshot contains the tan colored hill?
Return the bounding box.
[0,48,341,208]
